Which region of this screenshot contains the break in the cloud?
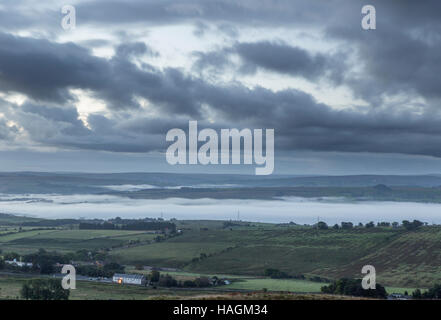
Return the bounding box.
[0,0,441,173]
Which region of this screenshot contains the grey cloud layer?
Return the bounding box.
[1,1,441,159]
[194,41,346,84]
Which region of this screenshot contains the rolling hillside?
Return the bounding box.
[1,214,440,288]
[109,222,441,287]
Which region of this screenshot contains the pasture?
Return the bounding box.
[0,228,157,253]
[1,216,440,288]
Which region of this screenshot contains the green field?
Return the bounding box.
[323,227,441,287]
[110,226,400,275]
[128,268,418,294]
[0,228,157,253]
[1,275,366,300]
[225,278,323,292]
[0,275,203,300]
[109,224,441,288]
[111,241,232,267]
[1,216,440,289]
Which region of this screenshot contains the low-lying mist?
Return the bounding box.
[1,193,441,225]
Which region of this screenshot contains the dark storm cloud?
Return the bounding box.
[192,48,232,74]
[73,0,441,29]
[4,100,168,152]
[193,41,346,84]
[185,0,441,102]
[8,102,89,142]
[2,30,441,158]
[14,93,441,158]
[0,32,108,104]
[3,0,440,104]
[328,25,441,104]
[235,41,329,78]
[1,0,441,160]
[0,33,195,113]
[315,1,441,103]
[74,0,324,26]
[236,41,347,84]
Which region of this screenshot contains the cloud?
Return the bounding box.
[115,42,158,58]
[237,41,347,85]
[0,118,18,141]
[1,0,441,163]
[4,101,169,152]
[5,70,441,158]
[0,32,108,104]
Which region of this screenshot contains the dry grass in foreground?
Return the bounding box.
[152,292,375,300]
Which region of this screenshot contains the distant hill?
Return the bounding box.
[1,172,441,194]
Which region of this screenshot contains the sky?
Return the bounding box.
[1,0,441,174]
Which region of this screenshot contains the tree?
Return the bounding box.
[317,221,328,230]
[4,252,20,261]
[149,270,160,282]
[420,284,441,299]
[377,222,391,227]
[24,249,68,274]
[103,262,124,274]
[135,264,144,270]
[194,277,211,287]
[21,279,69,300]
[341,222,353,230]
[264,268,290,279]
[159,274,178,287]
[412,289,422,299]
[321,278,387,299]
[39,262,55,274]
[183,280,196,287]
[402,220,424,231]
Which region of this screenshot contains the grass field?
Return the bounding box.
[110,224,441,288]
[0,273,417,300]
[110,241,233,267]
[1,217,440,288]
[224,278,323,292]
[0,274,368,300]
[110,226,402,276]
[128,268,419,294]
[0,229,57,243]
[322,226,441,287]
[0,228,157,253]
[0,275,203,300]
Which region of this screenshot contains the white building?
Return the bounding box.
[5,259,33,268]
[112,273,147,286]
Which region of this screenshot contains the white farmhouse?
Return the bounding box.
[112,273,147,286]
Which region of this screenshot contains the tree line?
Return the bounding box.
[316,219,425,231]
[79,221,176,232]
[321,278,387,299]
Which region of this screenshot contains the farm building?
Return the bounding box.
[5,259,33,268]
[112,273,147,286]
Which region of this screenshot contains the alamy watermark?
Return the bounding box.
[61,5,76,30]
[61,264,76,290]
[361,265,376,289]
[361,5,376,30]
[166,121,274,175]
